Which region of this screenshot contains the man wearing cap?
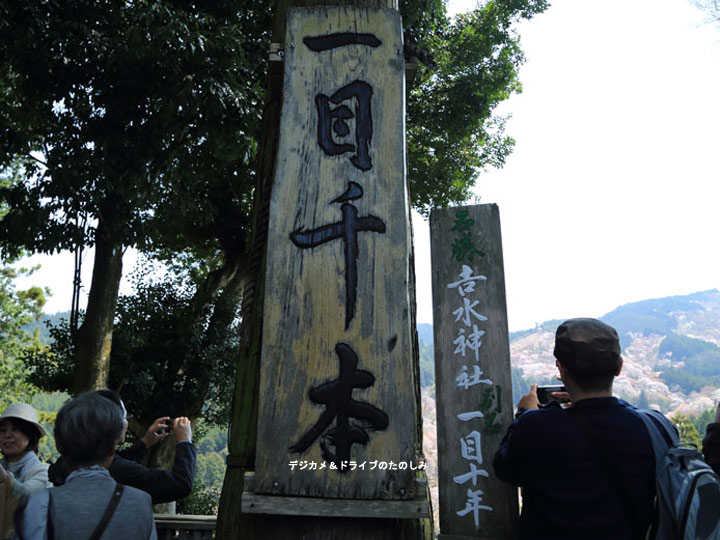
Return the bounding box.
[493,318,667,540]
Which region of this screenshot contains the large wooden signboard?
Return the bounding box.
[254,7,419,501]
[430,204,518,538]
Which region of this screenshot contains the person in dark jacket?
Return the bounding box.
[48,390,197,504]
[493,318,668,540]
[703,402,720,476]
[20,392,157,540]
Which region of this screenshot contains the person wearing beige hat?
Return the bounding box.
[0,403,50,539]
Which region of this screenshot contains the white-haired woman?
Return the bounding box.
[20,392,157,540]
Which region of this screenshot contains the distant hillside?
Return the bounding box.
[416,289,720,417]
[507,289,720,416]
[23,311,71,344]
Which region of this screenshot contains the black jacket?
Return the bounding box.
[703,423,720,476]
[493,398,660,540]
[48,440,197,504]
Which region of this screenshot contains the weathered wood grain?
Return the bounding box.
[242,493,429,518]
[255,6,418,501]
[430,204,519,538]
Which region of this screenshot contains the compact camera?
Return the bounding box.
[157,418,174,435]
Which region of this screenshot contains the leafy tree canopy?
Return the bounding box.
[1,0,268,259]
[27,261,239,427]
[2,0,549,258]
[0,254,47,410]
[670,413,703,449]
[2,0,550,417]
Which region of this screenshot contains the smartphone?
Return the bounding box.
[537,385,568,405]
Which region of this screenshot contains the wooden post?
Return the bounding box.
[216,2,431,538]
[429,204,519,539]
[255,4,419,499]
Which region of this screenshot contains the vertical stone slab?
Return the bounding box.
[254,7,419,501]
[430,204,518,538]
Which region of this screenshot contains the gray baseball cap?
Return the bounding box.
[553,318,621,374]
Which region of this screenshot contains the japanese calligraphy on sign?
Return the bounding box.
[255,7,419,501]
[430,204,519,537]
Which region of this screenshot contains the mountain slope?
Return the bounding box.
[509,289,720,415]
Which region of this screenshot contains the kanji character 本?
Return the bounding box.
[447,265,487,297]
[316,81,373,171]
[456,489,493,528]
[460,430,483,464]
[290,182,386,329]
[456,365,493,390]
[289,343,389,470]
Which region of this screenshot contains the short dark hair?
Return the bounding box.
[554,318,622,392]
[0,418,41,453]
[54,392,125,467]
[93,389,126,417]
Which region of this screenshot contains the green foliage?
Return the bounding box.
[31,391,69,413]
[659,333,720,361]
[177,484,222,516]
[22,311,70,346]
[670,414,703,449]
[196,424,229,455]
[511,366,530,406]
[28,265,239,428]
[657,368,720,394]
[418,339,435,388]
[177,421,227,515]
[636,390,650,409]
[691,407,716,441]
[656,334,720,393]
[0,256,47,410]
[0,0,551,256]
[0,0,269,258]
[196,452,227,489]
[3,0,552,449]
[405,0,549,214]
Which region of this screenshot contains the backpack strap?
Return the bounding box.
[87,483,124,540]
[47,489,54,540]
[635,409,678,469]
[567,411,645,540]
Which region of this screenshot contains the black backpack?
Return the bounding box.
[637,409,720,540]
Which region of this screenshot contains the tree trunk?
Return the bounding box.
[183,262,246,419]
[72,220,123,394]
